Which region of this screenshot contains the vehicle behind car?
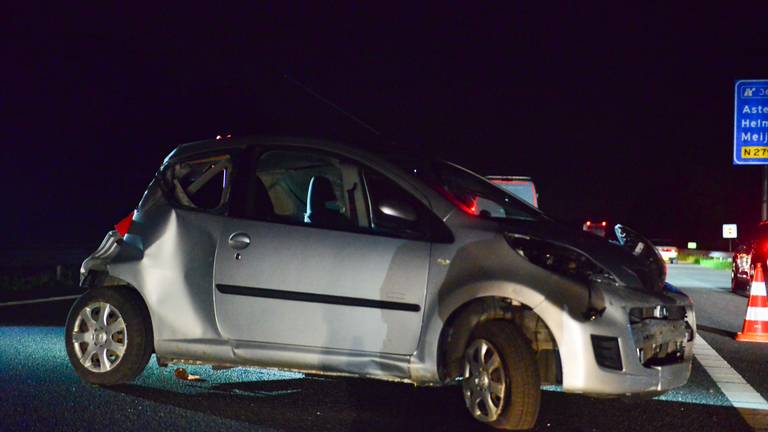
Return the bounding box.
[730,222,768,294]
[68,136,696,431]
[732,242,753,294]
[650,239,679,264]
[582,220,608,237]
[486,176,539,208]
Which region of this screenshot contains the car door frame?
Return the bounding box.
[212,144,449,354]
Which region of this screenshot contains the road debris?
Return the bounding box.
[174,367,205,382]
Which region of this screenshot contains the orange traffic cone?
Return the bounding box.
[736,263,768,342]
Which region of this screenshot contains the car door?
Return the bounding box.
[213,147,431,355]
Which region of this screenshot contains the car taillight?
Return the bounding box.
[115,211,135,237]
[760,241,768,254]
[433,184,478,216]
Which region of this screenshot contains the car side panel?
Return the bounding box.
[105,205,226,356]
[213,219,430,354]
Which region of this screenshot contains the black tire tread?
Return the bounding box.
[64,287,153,386]
[469,320,541,430]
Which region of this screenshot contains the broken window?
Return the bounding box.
[168,154,232,211]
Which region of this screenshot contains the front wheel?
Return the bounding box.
[461,320,540,430]
[65,288,153,385]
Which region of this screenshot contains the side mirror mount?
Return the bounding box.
[379,200,418,222]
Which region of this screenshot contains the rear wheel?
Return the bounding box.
[461,320,540,430]
[65,288,152,385]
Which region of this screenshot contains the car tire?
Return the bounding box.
[461,320,540,430]
[732,278,744,294]
[65,288,153,386]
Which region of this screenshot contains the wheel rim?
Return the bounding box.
[71,302,127,373]
[462,338,506,423]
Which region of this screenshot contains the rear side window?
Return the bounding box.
[165,154,232,211]
[230,149,364,230]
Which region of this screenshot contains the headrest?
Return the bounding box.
[308,176,337,207]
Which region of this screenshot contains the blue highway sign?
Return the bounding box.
[734,80,768,165]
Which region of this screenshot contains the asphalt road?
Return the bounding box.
[0,265,763,431]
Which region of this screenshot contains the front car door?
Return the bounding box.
[213,147,432,355]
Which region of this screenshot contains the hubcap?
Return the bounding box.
[71,302,127,373]
[462,339,506,423]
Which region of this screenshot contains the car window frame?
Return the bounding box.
[360,166,446,242]
[159,148,240,216]
[227,144,453,243]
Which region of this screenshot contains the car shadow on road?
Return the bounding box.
[108,376,479,431]
[106,374,752,432]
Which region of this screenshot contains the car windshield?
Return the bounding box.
[391,156,543,221]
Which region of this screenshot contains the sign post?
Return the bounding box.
[723,224,738,252]
[734,80,768,220]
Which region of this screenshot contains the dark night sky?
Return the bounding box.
[4,4,768,251]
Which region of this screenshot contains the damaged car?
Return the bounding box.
[67,136,696,430]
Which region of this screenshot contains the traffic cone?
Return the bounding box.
[736,263,768,342]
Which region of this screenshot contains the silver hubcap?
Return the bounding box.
[71,302,127,373]
[462,339,506,422]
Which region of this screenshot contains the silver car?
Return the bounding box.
[67,136,696,430]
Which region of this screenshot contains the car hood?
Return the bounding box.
[499,219,666,294]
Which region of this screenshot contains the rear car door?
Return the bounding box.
[213,147,431,355]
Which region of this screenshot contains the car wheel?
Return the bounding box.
[65,288,153,385]
[732,275,746,294]
[461,320,540,430]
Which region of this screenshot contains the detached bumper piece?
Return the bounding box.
[629,306,689,368]
[79,230,122,284]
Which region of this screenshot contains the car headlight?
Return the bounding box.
[504,233,618,285]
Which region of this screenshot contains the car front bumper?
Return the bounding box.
[554,293,695,396]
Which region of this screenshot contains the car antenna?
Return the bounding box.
[282,73,383,137]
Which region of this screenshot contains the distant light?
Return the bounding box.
[601,221,607,227]
[586,221,592,226]
[687,242,697,249]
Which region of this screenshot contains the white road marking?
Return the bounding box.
[695,335,768,430]
[0,294,80,307]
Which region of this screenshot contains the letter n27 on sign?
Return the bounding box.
[734,80,768,165]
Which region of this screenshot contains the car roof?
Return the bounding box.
[486,176,534,182]
[164,135,374,164]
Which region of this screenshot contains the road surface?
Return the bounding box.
[0,264,764,431]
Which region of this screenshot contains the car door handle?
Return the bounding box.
[228,232,251,250]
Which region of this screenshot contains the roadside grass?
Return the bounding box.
[676,253,699,264]
[677,254,731,270]
[698,258,731,270]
